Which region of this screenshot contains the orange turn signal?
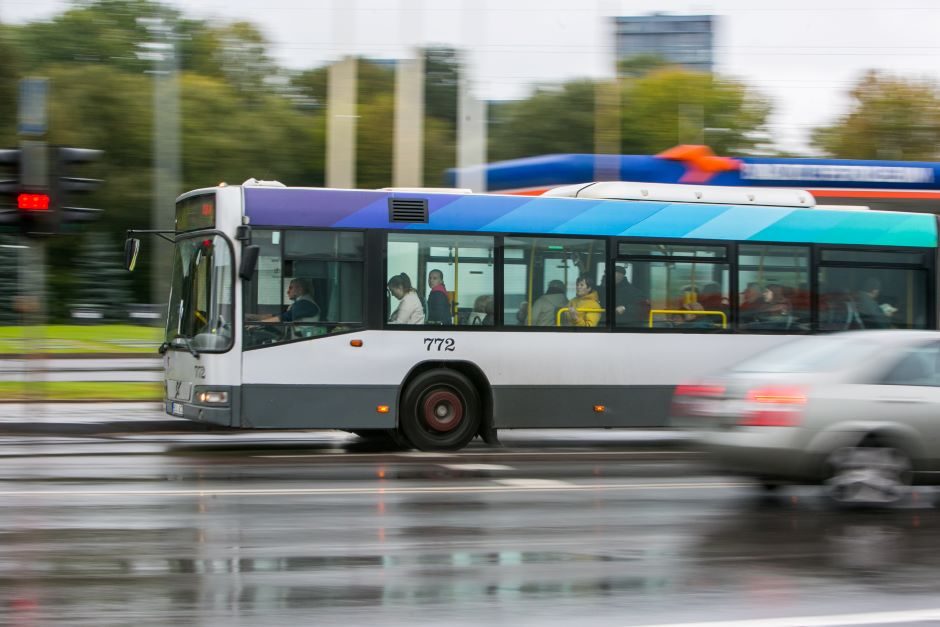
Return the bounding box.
[593,405,606,413]
[350,339,363,347]
[376,405,390,414]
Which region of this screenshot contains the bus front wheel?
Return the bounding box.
[400,369,481,451]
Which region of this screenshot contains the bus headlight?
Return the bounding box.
[197,390,229,404]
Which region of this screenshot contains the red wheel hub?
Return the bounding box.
[422,389,463,432]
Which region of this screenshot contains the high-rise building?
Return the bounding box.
[613,14,715,73]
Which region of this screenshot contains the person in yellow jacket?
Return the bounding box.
[566,275,602,327]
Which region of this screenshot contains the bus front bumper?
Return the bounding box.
[166,385,237,427]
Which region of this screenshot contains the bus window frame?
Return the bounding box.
[383,230,612,332]
[814,243,936,333]
[241,226,368,351]
[166,229,237,355]
[615,236,732,334]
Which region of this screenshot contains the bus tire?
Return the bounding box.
[400,369,480,451]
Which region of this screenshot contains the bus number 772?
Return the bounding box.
[423,338,455,352]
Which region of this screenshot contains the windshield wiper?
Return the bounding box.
[171,335,201,358]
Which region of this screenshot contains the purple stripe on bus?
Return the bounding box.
[245,188,385,227]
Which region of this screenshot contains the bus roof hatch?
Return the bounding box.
[544,181,816,208]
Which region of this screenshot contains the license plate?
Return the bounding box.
[171,402,184,416]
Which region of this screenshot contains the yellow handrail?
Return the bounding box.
[555,307,605,327]
[648,309,728,329]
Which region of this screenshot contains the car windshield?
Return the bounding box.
[731,335,880,374]
[165,234,234,352]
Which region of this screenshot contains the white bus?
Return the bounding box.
[126,180,938,450]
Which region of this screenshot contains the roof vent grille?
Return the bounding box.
[389,198,429,223]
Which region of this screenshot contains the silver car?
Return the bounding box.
[672,330,940,504]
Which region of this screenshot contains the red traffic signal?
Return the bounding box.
[17,193,50,211]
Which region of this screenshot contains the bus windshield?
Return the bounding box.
[165,234,234,352]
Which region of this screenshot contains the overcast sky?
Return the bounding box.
[4,0,940,154]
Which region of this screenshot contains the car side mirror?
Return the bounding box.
[239,244,260,280]
[124,238,141,272]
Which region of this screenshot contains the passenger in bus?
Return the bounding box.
[698,282,728,315]
[742,283,791,328]
[426,269,452,325]
[567,275,602,327]
[855,278,891,329]
[604,265,647,326]
[470,295,494,325]
[739,282,763,322]
[529,280,568,327]
[758,284,790,318]
[671,301,714,329]
[257,278,320,323]
[388,273,426,325]
[789,282,811,324]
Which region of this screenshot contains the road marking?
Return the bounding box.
[0,480,746,498]
[629,607,940,627]
[440,464,513,471]
[494,478,573,487]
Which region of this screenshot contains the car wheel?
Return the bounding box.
[825,445,912,505]
[400,369,481,452]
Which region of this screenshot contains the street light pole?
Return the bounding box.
[138,17,180,322]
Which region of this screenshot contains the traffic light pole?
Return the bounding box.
[16,80,49,404]
[16,237,46,403]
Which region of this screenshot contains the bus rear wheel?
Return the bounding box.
[400,369,481,451]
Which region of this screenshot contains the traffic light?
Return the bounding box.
[0,148,21,227]
[53,146,104,226]
[0,142,56,237]
[0,144,104,236]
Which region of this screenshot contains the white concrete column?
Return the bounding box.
[393,51,425,188]
[456,0,487,192]
[327,56,358,189]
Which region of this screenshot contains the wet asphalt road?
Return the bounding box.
[1,432,940,627]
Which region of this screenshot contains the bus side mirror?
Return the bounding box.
[239,244,260,280]
[124,238,141,272]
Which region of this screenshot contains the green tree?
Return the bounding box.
[617,54,670,79]
[424,47,459,126]
[811,71,940,160]
[0,28,20,144]
[620,68,770,155]
[9,0,176,74]
[72,231,133,321]
[180,73,324,189]
[488,80,598,162]
[488,69,769,162]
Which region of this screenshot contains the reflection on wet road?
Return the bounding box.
[1,438,939,626]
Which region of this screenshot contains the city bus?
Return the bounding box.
[126,179,938,451]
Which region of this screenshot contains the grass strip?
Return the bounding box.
[0,325,162,355]
[0,381,162,402]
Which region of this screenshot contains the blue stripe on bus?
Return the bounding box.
[753,210,937,247]
[620,203,731,238]
[549,201,666,236]
[683,205,795,241]
[243,188,938,248]
[482,198,607,234]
